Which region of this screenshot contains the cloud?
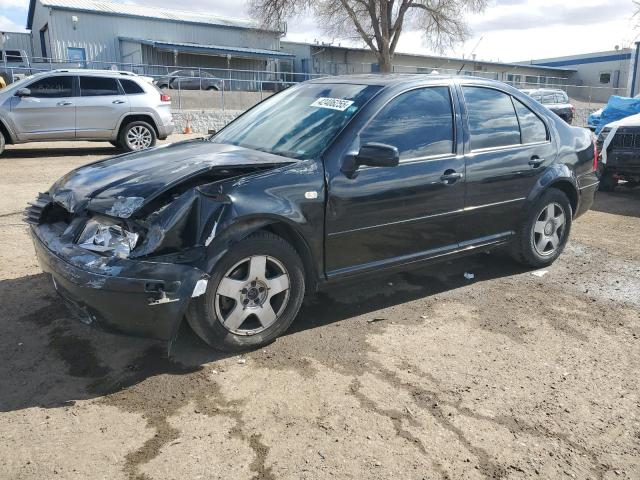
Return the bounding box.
[0,15,27,32]
[0,0,28,9]
[471,0,634,33]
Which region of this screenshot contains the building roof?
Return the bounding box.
[121,38,294,60]
[281,41,576,73]
[523,49,633,68]
[27,0,277,32]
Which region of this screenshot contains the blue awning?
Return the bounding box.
[120,37,294,60]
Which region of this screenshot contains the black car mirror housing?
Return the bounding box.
[342,142,399,178]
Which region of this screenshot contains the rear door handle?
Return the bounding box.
[112,100,125,104]
[57,101,73,106]
[440,170,463,184]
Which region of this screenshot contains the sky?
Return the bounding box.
[0,0,638,62]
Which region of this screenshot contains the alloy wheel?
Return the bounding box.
[126,125,153,150]
[532,202,566,257]
[214,255,291,335]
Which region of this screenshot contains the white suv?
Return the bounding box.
[0,69,174,155]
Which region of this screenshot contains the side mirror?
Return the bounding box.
[355,143,399,168]
[15,88,31,97]
[341,142,399,178]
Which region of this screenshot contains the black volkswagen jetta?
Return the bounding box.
[26,75,599,351]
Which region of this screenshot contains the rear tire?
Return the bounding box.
[187,231,305,352]
[119,121,156,152]
[109,140,121,149]
[0,130,5,156]
[511,189,572,268]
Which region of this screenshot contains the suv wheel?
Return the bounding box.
[512,189,572,268]
[598,170,618,192]
[120,121,156,152]
[0,130,5,156]
[187,232,305,352]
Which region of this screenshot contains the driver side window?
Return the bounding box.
[360,86,455,161]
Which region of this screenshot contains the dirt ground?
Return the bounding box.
[0,138,639,480]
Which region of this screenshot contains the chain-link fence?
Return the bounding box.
[0,55,629,127]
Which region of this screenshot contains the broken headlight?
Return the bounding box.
[77,218,139,258]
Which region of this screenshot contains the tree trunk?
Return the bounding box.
[378,51,392,73]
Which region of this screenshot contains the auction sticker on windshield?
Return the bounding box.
[310,97,355,111]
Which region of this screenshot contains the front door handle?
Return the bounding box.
[57,101,73,106]
[112,100,125,104]
[529,156,544,168]
[440,170,463,185]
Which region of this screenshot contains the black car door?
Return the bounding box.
[324,85,466,278]
[458,85,555,245]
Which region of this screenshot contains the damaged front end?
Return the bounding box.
[26,142,295,341]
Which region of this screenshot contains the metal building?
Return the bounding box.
[280,41,575,87]
[0,31,33,54]
[523,48,634,102]
[26,0,293,78]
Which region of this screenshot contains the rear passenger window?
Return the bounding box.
[513,98,547,144]
[80,76,120,96]
[360,86,454,160]
[463,86,520,150]
[120,79,145,94]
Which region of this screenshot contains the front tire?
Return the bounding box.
[187,232,305,352]
[511,189,572,268]
[0,130,5,156]
[119,121,156,152]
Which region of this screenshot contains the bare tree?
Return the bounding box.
[250,0,488,73]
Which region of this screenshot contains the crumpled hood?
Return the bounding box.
[49,139,295,217]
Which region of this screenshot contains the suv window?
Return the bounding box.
[513,98,547,144]
[28,76,73,98]
[120,78,145,94]
[463,86,520,150]
[360,87,454,160]
[80,76,120,96]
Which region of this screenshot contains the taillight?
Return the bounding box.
[593,141,598,172]
[160,94,171,102]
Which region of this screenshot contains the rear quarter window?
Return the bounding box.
[513,98,548,144]
[120,78,145,94]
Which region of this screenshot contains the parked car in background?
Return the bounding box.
[596,113,640,191]
[155,69,223,90]
[0,69,174,155]
[26,75,598,352]
[522,88,575,124]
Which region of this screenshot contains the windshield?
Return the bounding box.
[211,83,382,160]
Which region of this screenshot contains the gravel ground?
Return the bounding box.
[0,139,639,480]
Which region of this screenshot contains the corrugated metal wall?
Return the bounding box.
[30,3,281,64]
[0,32,33,55]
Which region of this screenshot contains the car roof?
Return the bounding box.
[36,69,143,78]
[307,73,463,86]
[525,88,566,94]
[306,73,526,91]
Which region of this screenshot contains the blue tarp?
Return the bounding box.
[590,96,640,134]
